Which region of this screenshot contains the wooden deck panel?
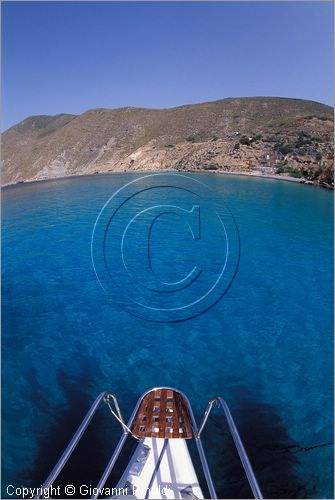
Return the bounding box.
[132,389,193,439]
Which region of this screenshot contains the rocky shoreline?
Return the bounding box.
[2,167,332,190]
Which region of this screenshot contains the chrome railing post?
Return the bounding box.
[197,396,263,500]
[197,400,215,438]
[36,392,109,498]
[90,397,145,499]
[217,398,263,500]
[90,432,129,499]
[193,436,218,499]
[182,396,217,499]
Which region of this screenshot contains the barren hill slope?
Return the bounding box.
[2,97,334,187]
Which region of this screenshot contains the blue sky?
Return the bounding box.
[2,1,333,130]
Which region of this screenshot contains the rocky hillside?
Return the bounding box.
[2,97,334,187]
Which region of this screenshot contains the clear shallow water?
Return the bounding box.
[2,173,333,498]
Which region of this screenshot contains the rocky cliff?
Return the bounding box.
[2,97,334,187]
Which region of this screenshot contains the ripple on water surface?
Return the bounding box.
[2,173,333,498]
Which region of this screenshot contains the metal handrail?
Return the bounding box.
[198,397,263,500]
[35,392,129,499]
[36,388,262,500]
[90,393,147,499]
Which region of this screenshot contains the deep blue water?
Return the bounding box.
[2,173,333,499]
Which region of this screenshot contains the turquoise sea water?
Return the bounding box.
[2,173,333,498]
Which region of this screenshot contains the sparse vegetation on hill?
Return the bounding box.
[2,97,333,188]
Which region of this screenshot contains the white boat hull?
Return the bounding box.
[115,437,204,499]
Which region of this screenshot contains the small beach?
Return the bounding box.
[1,168,325,190]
